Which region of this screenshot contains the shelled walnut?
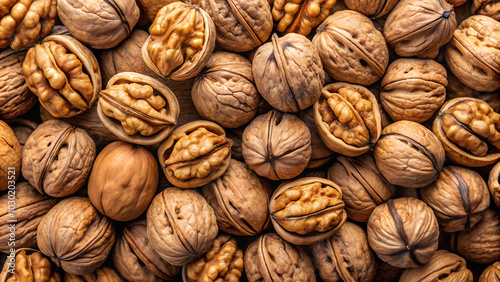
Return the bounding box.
[0,249,61,281]
[489,161,500,208]
[344,0,399,18]
[0,121,21,190]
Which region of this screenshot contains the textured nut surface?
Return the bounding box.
[0,120,21,190]
[63,266,122,282]
[137,0,184,21]
[489,161,500,208]
[298,107,333,168]
[344,0,399,17]
[0,250,61,282]
[479,261,500,282]
[271,0,336,35]
[5,119,38,150]
[472,0,500,21]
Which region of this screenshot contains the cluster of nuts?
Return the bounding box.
[1,0,500,281]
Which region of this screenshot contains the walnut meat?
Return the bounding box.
[242,110,311,180]
[22,119,96,197]
[0,121,21,191]
[146,187,218,266]
[314,82,382,157]
[142,2,216,81]
[37,197,115,275]
[0,249,61,282]
[380,58,447,123]
[244,233,316,282]
[344,0,399,18]
[384,0,457,58]
[479,261,500,282]
[433,98,500,167]
[367,197,440,268]
[489,161,500,208]
[98,72,180,146]
[374,120,445,188]
[472,0,500,21]
[312,10,389,86]
[22,35,102,118]
[252,33,324,112]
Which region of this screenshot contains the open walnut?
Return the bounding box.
[22,35,101,118]
[433,98,500,167]
[472,0,500,21]
[0,121,21,191]
[479,261,500,282]
[142,2,216,81]
[344,0,399,18]
[314,82,382,157]
[489,161,500,208]
[0,249,61,282]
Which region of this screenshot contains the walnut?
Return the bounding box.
[314,82,382,157]
[312,10,389,86]
[298,107,334,169]
[446,70,475,101]
[57,0,140,49]
[244,233,316,282]
[490,161,500,208]
[384,0,457,58]
[22,35,101,118]
[367,197,440,268]
[22,119,96,197]
[37,197,115,275]
[0,249,61,282]
[310,222,377,282]
[472,0,500,21]
[252,33,324,112]
[479,92,500,114]
[137,0,183,22]
[432,98,500,167]
[344,0,399,18]
[142,2,216,81]
[242,110,311,180]
[373,261,403,282]
[5,119,38,151]
[479,261,500,282]
[380,58,448,123]
[447,0,467,6]
[147,187,218,266]
[63,267,122,282]
[0,121,21,191]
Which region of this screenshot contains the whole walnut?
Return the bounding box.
[22,119,96,197]
[298,107,334,168]
[0,121,21,190]
[367,197,440,268]
[88,141,158,222]
[490,161,500,208]
[380,58,447,123]
[328,154,395,222]
[57,0,140,49]
[192,52,260,128]
[252,33,324,113]
[242,110,311,180]
[23,35,102,118]
[472,0,500,21]
[147,187,218,266]
[5,119,38,151]
[244,233,316,282]
[312,10,389,86]
[344,0,399,18]
[384,0,457,58]
[63,267,122,282]
[479,261,500,282]
[37,197,115,275]
[0,249,61,282]
[374,120,445,188]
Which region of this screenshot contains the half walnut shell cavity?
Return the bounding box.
[22,35,102,118]
[98,72,180,146]
[344,0,399,18]
[433,97,500,167]
[489,161,500,208]
[269,177,347,245]
[314,82,382,157]
[158,120,233,188]
[142,2,216,81]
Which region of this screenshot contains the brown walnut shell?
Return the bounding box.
[22,35,102,118]
[269,177,347,245]
[158,120,232,188]
[5,119,38,151]
[0,249,61,282]
[374,120,445,188]
[433,97,500,167]
[22,119,96,197]
[37,197,115,275]
[0,121,21,191]
[472,0,500,21]
[244,233,316,282]
[384,0,457,59]
[314,82,382,157]
[367,197,440,268]
[242,110,311,180]
[252,33,324,113]
[327,154,395,222]
[310,222,377,282]
[344,0,399,18]
[446,70,475,101]
[445,15,500,92]
[298,107,334,169]
[146,187,218,266]
[137,0,183,22]
[63,266,122,282]
[448,0,467,7]
[312,10,389,86]
[489,161,500,208]
[98,72,180,146]
[479,261,500,282]
[142,2,216,81]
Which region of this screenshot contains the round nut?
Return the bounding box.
[479,261,500,282]
[0,121,21,191]
[344,0,399,18]
[298,107,334,169]
[489,161,500,208]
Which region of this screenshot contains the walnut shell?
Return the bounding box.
[37,197,115,275]
[252,33,324,112]
[298,107,334,169]
[344,0,399,18]
[479,261,500,282]
[244,233,316,282]
[373,261,403,282]
[63,266,122,282]
[312,10,389,86]
[22,35,102,118]
[367,197,440,268]
[374,120,445,188]
[57,0,140,49]
[489,161,500,208]
[22,119,96,197]
[5,119,38,151]
[0,249,61,282]
[432,97,500,167]
[446,70,475,101]
[384,0,457,58]
[242,110,311,180]
[0,121,21,191]
[472,0,500,21]
[448,0,467,6]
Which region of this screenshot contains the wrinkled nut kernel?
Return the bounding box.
[183,234,244,282]
[0,250,61,282]
[479,261,500,282]
[314,82,381,157]
[472,0,500,21]
[142,2,216,81]
[98,72,179,146]
[22,35,101,118]
[433,98,500,167]
[489,161,500,208]
[344,0,399,18]
[269,177,347,245]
